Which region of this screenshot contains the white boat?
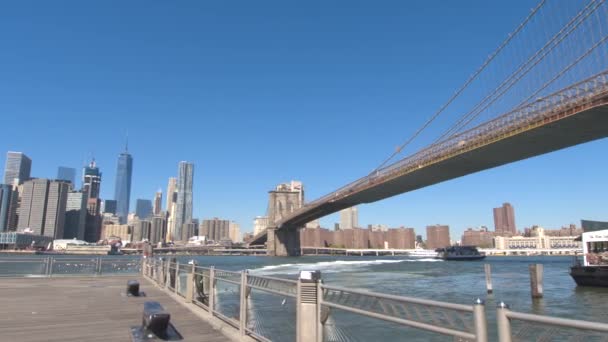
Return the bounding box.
[408,248,438,258]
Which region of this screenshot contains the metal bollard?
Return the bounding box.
[496,302,512,342]
[297,270,322,342]
[473,298,488,342]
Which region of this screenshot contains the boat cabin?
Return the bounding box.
[580,229,608,266]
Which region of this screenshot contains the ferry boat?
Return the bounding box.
[570,229,608,287]
[435,246,486,261]
[408,248,438,258]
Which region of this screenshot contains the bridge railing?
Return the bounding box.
[496,302,608,342]
[281,70,608,226]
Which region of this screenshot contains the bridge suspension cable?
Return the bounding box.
[369,0,546,175]
[434,0,607,144]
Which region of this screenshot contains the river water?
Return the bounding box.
[3,254,608,341]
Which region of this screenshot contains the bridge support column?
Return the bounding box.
[267,226,301,257]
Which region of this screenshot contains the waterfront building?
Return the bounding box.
[56,167,76,188]
[461,227,495,248]
[113,147,133,224]
[103,199,117,214]
[17,179,70,239]
[102,224,132,243]
[0,184,11,231]
[493,202,516,236]
[253,216,269,236]
[229,221,241,243]
[135,199,153,220]
[174,162,194,241]
[149,215,166,244]
[0,232,53,250]
[153,190,162,216]
[200,218,230,242]
[63,190,87,240]
[181,221,196,242]
[426,224,450,249]
[494,226,581,250]
[3,151,31,185]
[299,226,415,249]
[165,177,177,241]
[339,206,358,229]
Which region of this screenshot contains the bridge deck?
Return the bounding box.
[0,276,230,342]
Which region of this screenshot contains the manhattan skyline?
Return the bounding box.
[1,1,607,235]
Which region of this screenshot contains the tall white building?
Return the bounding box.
[165,177,177,241]
[229,221,241,243]
[339,206,358,230]
[253,216,269,235]
[305,219,320,229]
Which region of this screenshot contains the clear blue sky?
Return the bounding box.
[1,1,606,237]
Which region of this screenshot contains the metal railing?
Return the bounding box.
[0,256,141,277]
[496,302,608,342]
[142,257,608,341]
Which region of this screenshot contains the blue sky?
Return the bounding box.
[1,1,606,237]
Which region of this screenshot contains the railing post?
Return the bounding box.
[209,266,215,315]
[165,259,171,288]
[239,270,248,336]
[473,298,488,342]
[186,261,195,303]
[44,257,51,277]
[96,257,102,276]
[316,280,325,342]
[529,264,543,298]
[47,257,54,278]
[496,302,512,342]
[297,270,322,342]
[175,261,180,294]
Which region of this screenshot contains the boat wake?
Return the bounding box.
[250,258,442,275]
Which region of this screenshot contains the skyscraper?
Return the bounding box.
[57,167,76,187]
[3,151,31,185]
[135,199,153,219]
[153,190,162,216]
[165,177,177,241]
[82,160,102,242]
[114,147,133,224]
[339,206,359,229]
[174,162,194,241]
[0,184,12,231]
[64,190,87,240]
[103,199,117,214]
[493,203,516,236]
[18,179,70,239]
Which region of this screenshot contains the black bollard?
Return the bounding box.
[127,280,140,297]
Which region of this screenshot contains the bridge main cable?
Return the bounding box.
[370,0,546,174]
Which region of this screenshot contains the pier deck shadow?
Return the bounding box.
[0,276,230,342]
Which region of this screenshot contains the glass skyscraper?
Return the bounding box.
[3,151,31,185]
[57,166,76,187]
[135,199,153,219]
[174,161,194,241]
[113,148,133,224]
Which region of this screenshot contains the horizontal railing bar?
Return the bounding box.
[215,277,241,286]
[244,328,273,342]
[215,269,241,276]
[322,301,476,340]
[247,284,297,298]
[248,274,298,284]
[213,311,240,328]
[321,284,474,312]
[506,311,608,332]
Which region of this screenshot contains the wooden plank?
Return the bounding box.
[0,277,231,342]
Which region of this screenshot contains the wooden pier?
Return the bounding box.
[0,276,231,342]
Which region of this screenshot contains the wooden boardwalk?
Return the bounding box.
[0,276,232,342]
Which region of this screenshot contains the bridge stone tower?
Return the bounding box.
[267,181,303,256]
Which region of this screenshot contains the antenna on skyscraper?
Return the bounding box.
[125,130,129,152]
